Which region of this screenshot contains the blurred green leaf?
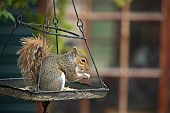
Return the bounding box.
[1,0,72,53]
[0,9,15,22]
[0,0,38,22]
[113,0,133,7]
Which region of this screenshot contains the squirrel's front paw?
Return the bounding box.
[83,73,90,79]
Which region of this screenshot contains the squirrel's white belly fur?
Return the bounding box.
[59,72,65,90]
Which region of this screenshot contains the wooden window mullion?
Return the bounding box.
[158,0,170,113]
[118,3,130,113]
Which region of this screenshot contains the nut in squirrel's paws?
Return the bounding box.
[83,73,90,79]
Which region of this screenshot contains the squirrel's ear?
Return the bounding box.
[73,47,77,55]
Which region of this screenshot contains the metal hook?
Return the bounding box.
[77,19,83,27]
[15,15,22,28]
[52,18,58,26]
[43,20,50,33]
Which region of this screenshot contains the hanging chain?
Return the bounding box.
[36,0,49,92]
[71,0,106,88]
[52,0,58,25]
[71,0,85,38]
[85,40,106,88]
[52,0,59,54]
[0,0,28,57]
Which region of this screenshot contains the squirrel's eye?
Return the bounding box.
[81,58,86,63]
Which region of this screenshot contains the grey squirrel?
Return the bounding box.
[17,34,90,91]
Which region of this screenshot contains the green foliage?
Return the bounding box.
[113,0,133,7]
[0,9,15,22]
[0,0,72,54]
[0,0,37,22]
[3,0,36,8]
[47,35,66,54]
[56,0,72,29]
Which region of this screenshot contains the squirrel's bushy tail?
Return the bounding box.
[17,34,51,82]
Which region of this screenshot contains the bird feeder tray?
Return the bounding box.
[0,78,109,102]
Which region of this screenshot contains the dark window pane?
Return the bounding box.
[91,77,119,113]
[128,78,158,112]
[131,0,161,12]
[129,22,160,68]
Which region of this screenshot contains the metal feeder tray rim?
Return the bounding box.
[0,77,109,102]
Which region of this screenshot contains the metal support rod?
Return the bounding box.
[72,0,105,88]
[84,39,105,88]
[36,0,49,92]
[0,0,28,57]
[42,102,50,113]
[52,0,59,54]
[55,29,59,54]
